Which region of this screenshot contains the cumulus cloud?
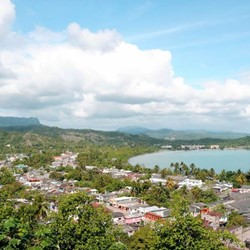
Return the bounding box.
[67,23,121,51]
[0,0,15,38]
[0,0,250,130]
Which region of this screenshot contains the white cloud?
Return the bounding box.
[0,0,15,38]
[67,23,121,51]
[1,0,250,131]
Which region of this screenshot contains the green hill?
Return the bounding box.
[118,126,249,140]
[0,116,40,127]
[1,123,250,157]
[0,125,164,154]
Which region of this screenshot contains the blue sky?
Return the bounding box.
[1,0,250,131]
[12,0,250,82]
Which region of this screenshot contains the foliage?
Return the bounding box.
[153,195,240,250]
[0,191,51,249]
[128,224,156,250]
[227,211,247,228]
[0,167,15,185]
[153,214,239,250]
[0,126,163,156]
[49,192,116,250]
[49,171,64,181]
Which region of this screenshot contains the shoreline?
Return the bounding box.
[128,148,250,173]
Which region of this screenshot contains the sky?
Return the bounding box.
[0,0,250,131]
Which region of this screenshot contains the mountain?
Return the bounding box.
[1,124,250,156]
[117,126,152,134]
[117,127,249,140]
[0,116,40,127]
[0,124,164,154]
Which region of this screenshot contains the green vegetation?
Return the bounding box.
[50,193,118,250]
[1,155,247,250]
[118,126,249,140]
[2,125,250,157]
[77,146,155,168]
[1,125,250,249]
[127,195,241,250]
[0,190,120,249]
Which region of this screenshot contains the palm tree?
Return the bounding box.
[182,164,190,176]
[35,201,49,221]
[166,178,175,190]
[190,163,196,175]
[153,165,160,173]
[191,186,202,201]
[236,173,247,186]
[173,162,180,174]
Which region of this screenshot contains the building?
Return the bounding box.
[178,178,203,188]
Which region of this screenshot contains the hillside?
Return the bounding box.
[0,116,40,127]
[1,125,250,155]
[0,125,164,154]
[117,126,249,140]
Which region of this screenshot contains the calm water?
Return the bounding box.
[129,149,250,173]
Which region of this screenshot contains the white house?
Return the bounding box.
[149,177,166,185]
[178,178,203,188]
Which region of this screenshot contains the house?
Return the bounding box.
[137,206,161,215]
[178,178,203,188]
[166,175,187,182]
[0,160,6,168]
[225,199,250,222]
[112,212,125,224]
[124,214,144,225]
[190,202,207,216]
[201,210,226,229]
[88,189,98,195]
[96,192,118,204]
[85,166,97,170]
[110,196,137,207]
[150,174,166,184]
[144,208,170,221]
[109,197,146,214]
[212,181,233,192]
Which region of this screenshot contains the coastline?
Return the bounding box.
[128,148,250,173]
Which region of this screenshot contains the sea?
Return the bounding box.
[128,149,250,173]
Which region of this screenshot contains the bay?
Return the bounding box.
[128,149,250,173]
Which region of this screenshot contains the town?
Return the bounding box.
[1,150,250,249]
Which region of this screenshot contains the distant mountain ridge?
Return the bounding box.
[1,121,250,154]
[117,126,249,140]
[0,116,40,127]
[117,126,152,134]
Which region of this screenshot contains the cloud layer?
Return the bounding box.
[0,0,250,130]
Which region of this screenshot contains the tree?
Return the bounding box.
[0,194,50,250]
[153,195,240,250]
[160,168,171,178]
[200,188,218,203]
[173,162,180,174]
[153,165,160,173]
[190,186,202,201]
[227,211,247,228]
[182,163,190,176]
[166,177,176,190]
[236,173,247,186]
[109,242,128,250]
[49,171,64,181]
[129,224,156,250]
[154,214,239,250]
[49,192,116,250]
[190,163,197,175]
[0,167,15,185]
